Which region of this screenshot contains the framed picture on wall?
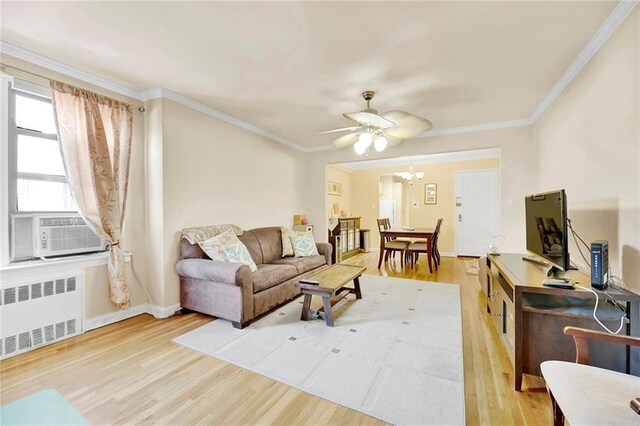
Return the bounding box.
[328,181,342,196]
[424,183,437,204]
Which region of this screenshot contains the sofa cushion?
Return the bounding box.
[270,255,326,274]
[250,227,283,264]
[238,231,263,265]
[252,264,298,293]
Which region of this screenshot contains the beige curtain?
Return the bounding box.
[50,81,133,309]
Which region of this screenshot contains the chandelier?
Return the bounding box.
[394,159,424,185]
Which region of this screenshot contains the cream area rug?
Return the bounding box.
[173,275,464,425]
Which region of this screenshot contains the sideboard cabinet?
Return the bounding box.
[329,217,361,260]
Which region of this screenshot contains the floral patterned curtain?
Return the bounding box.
[50,81,133,309]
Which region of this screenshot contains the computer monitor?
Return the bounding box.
[525,189,570,275]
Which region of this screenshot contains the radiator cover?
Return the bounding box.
[0,273,83,359]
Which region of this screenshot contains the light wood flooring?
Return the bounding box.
[0,253,551,425]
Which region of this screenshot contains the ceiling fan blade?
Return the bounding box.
[317,126,362,134]
[332,133,359,148]
[382,110,429,126]
[343,111,395,129]
[384,122,433,139]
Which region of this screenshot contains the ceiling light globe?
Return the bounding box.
[374,136,388,152]
[416,172,425,180]
[358,132,372,148]
[354,140,367,155]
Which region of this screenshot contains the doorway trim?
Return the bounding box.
[453,168,501,256]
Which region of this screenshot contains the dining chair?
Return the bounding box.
[377,218,408,266]
[541,326,640,426]
[406,218,442,273]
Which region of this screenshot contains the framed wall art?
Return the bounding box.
[424,183,437,205]
[328,181,342,196]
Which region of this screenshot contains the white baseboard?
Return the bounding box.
[148,303,181,319]
[84,303,148,331]
[84,303,181,331]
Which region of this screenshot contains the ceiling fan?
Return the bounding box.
[319,91,432,155]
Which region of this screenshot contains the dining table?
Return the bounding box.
[378,227,435,269]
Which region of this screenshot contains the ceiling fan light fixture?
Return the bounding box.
[358,132,373,147]
[415,172,425,180]
[374,135,388,152]
[354,139,367,155]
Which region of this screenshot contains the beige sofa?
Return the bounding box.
[176,226,332,328]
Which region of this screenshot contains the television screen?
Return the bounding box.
[525,190,569,271]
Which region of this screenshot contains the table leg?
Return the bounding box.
[322,296,334,327]
[301,293,312,321]
[353,276,362,299]
[377,238,385,268]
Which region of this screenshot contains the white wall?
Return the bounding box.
[533,8,640,293]
[157,99,307,307]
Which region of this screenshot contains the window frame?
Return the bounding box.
[8,81,76,214]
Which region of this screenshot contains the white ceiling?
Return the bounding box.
[1,1,616,148]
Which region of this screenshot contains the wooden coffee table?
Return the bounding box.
[299,264,366,327]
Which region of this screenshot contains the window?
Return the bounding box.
[9,87,77,212]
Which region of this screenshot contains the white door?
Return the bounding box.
[379,200,396,228]
[454,169,500,256]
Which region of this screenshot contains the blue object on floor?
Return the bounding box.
[0,389,88,425]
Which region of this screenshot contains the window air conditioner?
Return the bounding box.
[10,213,108,261]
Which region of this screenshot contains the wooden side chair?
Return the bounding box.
[541,326,640,426]
[406,218,442,273]
[377,218,408,266]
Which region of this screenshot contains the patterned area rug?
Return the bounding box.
[174,275,464,425]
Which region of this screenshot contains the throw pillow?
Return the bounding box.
[291,234,319,257]
[198,230,240,261]
[280,226,295,257]
[222,242,258,272]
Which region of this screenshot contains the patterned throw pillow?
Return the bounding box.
[198,230,241,261]
[281,226,312,257]
[222,242,258,272]
[291,234,319,258]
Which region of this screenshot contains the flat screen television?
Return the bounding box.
[525,189,570,274]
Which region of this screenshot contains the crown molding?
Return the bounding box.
[529,0,638,122]
[0,41,307,152]
[0,40,144,100]
[142,87,307,151]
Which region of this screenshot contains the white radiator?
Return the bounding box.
[0,273,83,359]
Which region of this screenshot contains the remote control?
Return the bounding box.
[543,278,575,289]
[299,279,320,286]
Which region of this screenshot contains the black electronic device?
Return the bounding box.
[542,278,575,290]
[591,240,609,290]
[525,190,570,277]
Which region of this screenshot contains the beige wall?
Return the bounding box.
[157,99,307,307]
[348,158,500,252]
[326,165,353,217]
[2,55,151,319]
[532,9,640,293]
[307,126,535,254]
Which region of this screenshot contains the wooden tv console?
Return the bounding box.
[485,253,640,391]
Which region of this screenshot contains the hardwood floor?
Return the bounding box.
[0,253,551,425]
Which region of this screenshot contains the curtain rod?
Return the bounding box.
[0,63,145,113]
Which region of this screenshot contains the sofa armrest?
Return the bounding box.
[176,259,252,286]
[316,242,333,266]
